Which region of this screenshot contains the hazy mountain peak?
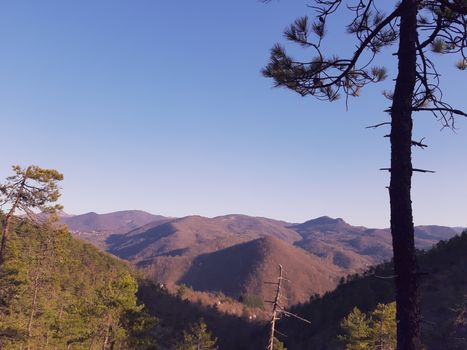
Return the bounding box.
[56,210,74,218]
[301,216,347,226]
[61,210,167,237]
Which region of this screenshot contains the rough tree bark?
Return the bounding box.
[389,1,421,349]
[0,217,12,265]
[102,315,112,350]
[0,176,27,265]
[26,271,40,350]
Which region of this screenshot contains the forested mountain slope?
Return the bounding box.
[0,218,156,349]
[2,216,464,349]
[136,232,467,350]
[178,236,340,305]
[104,213,459,305]
[137,282,267,350]
[278,232,467,350]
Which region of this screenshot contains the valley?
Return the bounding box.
[62,210,461,306]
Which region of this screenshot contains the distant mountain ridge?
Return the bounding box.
[62,210,166,234]
[60,210,461,305]
[61,210,170,248]
[108,214,302,260]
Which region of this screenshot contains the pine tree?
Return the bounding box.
[339,307,372,350]
[263,2,466,348]
[371,303,397,350]
[273,337,287,350]
[339,303,397,350]
[175,319,218,350]
[0,218,158,349]
[0,165,63,266]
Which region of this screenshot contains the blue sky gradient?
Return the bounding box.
[1,1,466,227]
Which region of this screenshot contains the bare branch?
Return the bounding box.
[374,274,398,280]
[366,122,391,129]
[413,107,467,117]
[280,309,312,324]
[412,168,436,173]
[411,138,428,149]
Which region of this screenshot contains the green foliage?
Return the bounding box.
[0,220,157,349]
[338,303,396,350]
[175,319,218,350]
[273,337,287,350]
[0,165,64,266]
[239,293,264,310]
[338,307,372,350]
[370,303,396,349]
[370,66,388,82]
[137,282,266,350]
[279,232,467,349]
[0,165,64,215]
[177,283,189,299]
[122,309,159,349]
[455,58,467,70]
[431,38,447,53]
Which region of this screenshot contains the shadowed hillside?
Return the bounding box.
[279,232,467,350]
[109,214,301,259]
[101,213,460,307]
[179,236,340,305]
[137,282,267,350]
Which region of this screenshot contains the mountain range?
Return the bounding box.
[61,210,169,248]
[61,210,461,305]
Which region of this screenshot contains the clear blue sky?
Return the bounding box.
[0,1,465,228]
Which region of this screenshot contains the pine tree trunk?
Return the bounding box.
[27,271,41,339]
[0,175,27,267]
[102,315,112,350]
[389,1,422,349]
[0,217,11,265]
